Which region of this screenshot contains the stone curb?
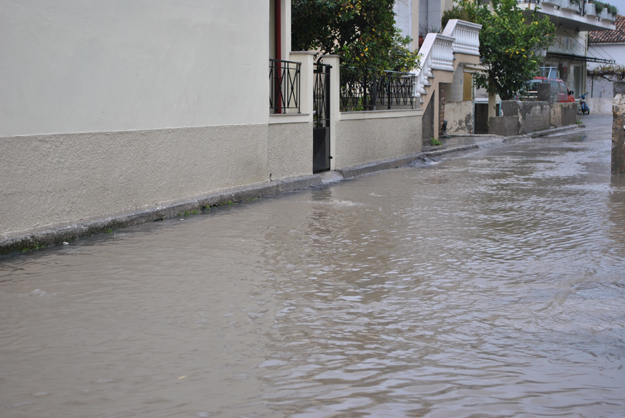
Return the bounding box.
[423,144,480,157]
[504,124,582,141]
[335,144,481,180]
[335,153,424,179]
[0,175,322,257]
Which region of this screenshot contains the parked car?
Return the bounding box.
[518,77,575,102]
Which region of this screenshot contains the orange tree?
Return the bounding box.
[453,0,555,100]
[291,0,419,78]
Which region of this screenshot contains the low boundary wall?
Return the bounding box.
[489,101,577,136]
[0,124,268,241]
[335,110,423,169]
[268,120,313,180]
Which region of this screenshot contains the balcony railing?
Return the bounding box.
[340,69,416,112]
[414,33,455,103]
[269,59,301,114]
[517,0,617,25]
[442,19,482,57]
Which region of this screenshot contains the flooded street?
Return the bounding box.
[1,115,625,418]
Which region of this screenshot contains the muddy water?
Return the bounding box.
[2,117,625,418]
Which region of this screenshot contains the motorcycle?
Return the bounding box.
[578,93,590,115]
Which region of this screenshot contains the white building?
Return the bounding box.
[2,0,442,249]
[587,14,625,101]
[395,1,482,137]
[517,0,616,97]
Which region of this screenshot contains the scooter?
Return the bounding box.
[578,93,590,115]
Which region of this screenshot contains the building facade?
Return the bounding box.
[517,0,616,97]
[1,0,428,249]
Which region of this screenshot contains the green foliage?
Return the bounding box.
[453,0,555,100]
[431,138,442,146]
[292,0,420,78]
[588,64,625,81]
[607,4,618,15]
[442,5,475,29]
[594,1,605,14]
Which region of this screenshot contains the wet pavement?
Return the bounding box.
[1,115,624,417]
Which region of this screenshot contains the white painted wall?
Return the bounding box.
[395,0,412,39]
[0,0,268,137]
[394,0,419,51]
[419,0,443,35]
[548,28,587,57]
[586,97,613,114]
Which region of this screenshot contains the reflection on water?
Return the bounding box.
[2,118,625,417]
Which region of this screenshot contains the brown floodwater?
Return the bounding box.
[1,116,624,418]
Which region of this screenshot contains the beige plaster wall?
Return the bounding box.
[445,101,474,134]
[335,113,422,169]
[0,0,268,137]
[0,125,268,237]
[268,122,313,180]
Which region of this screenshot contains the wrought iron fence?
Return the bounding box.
[340,69,416,112]
[269,59,301,114]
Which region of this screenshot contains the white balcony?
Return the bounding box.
[542,0,563,7]
[517,0,616,31]
[442,19,482,57]
[561,0,580,12]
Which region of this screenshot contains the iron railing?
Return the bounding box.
[340,69,416,112]
[269,59,301,114]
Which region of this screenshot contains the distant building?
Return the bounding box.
[587,14,625,98]
[517,0,616,97]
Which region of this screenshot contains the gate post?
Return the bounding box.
[289,51,315,118]
[323,55,340,171]
[613,81,625,175]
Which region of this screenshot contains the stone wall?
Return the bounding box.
[501,101,551,134]
[488,116,519,137]
[489,100,577,136]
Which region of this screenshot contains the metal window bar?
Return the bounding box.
[340,69,416,112]
[269,59,301,114]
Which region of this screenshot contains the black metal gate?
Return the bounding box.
[313,63,331,173]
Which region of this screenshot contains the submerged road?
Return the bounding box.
[1,115,624,418]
